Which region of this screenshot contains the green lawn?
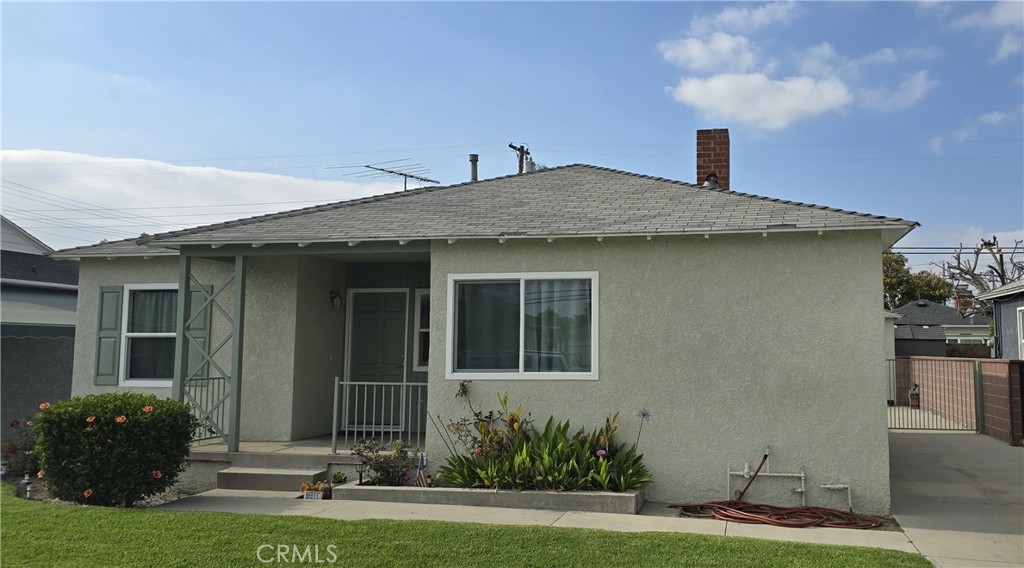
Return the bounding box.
[0,484,929,568]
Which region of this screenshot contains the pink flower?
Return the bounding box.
[37,470,44,479]
[474,447,483,457]
[142,406,154,413]
[596,449,607,458]
[83,489,93,498]
[580,432,590,442]
[115,415,127,423]
[86,416,96,423]
[38,402,50,410]
[152,470,162,479]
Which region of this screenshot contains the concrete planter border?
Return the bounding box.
[334,483,645,514]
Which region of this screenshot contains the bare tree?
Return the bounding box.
[938,236,1024,316]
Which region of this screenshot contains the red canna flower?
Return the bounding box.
[86,416,96,423]
[152,470,162,479]
[83,489,93,498]
[38,402,50,410]
[116,415,127,423]
[142,406,154,413]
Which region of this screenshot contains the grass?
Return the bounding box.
[0,484,929,568]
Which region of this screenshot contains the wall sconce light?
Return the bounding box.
[328,290,342,309]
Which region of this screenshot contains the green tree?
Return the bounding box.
[883,250,953,310]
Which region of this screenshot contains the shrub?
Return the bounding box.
[34,393,198,506]
[4,417,40,477]
[435,394,652,492]
[351,438,415,486]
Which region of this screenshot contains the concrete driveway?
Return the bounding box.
[890,431,1023,567]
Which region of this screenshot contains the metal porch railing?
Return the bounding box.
[331,379,428,453]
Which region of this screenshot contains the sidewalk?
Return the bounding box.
[157,490,918,554]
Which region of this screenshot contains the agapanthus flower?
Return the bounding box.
[596,449,607,458]
[634,408,653,423]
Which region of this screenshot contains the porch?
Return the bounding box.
[170,246,432,453]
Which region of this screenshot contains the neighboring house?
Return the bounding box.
[893,323,947,357]
[978,280,1024,359]
[892,299,991,348]
[51,129,917,515]
[1,216,79,444]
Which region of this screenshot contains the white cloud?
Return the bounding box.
[952,0,1024,31]
[798,42,839,76]
[993,33,1023,62]
[979,111,1013,125]
[859,70,938,111]
[667,73,852,130]
[658,32,760,73]
[0,150,402,250]
[689,1,800,35]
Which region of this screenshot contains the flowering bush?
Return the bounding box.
[4,418,40,477]
[435,394,652,492]
[34,393,197,506]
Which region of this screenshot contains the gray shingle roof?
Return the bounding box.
[1,250,79,285]
[977,279,1024,301]
[894,324,947,340]
[892,299,991,326]
[52,164,917,256]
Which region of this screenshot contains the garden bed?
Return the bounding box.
[334,482,645,514]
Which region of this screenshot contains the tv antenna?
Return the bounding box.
[326,158,439,190]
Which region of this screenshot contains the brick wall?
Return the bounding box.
[895,356,1023,445]
[696,129,730,189]
[980,360,1023,445]
[910,357,976,429]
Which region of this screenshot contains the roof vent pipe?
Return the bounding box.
[469,154,479,182]
[702,173,719,189]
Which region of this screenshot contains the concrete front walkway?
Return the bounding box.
[157,490,918,554]
[890,431,1024,567]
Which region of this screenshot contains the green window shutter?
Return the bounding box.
[95,286,123,385]
[186,287,213,378]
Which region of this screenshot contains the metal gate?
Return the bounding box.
[886,358,981,431]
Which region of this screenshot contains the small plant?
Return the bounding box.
[34,393,198,506]
[4,417,40,477]
[331,471,348,484]
[351,438,415,486]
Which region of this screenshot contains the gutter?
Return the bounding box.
[1,278,78,292]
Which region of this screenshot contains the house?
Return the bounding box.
[51,129,916,515]
[979,280,1024,359]
[1,216,79,444]
[892,298,991,355]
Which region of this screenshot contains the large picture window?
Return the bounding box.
[446,272,598,380]
[121,284,178,384]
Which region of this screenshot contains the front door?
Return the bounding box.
[345,290,407,431]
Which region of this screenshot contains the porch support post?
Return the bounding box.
[172,254,193,401]
[227,255,247,452]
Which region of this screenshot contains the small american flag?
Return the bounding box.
[414,452,428,487]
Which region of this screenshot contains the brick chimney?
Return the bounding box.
[696,128,729,190]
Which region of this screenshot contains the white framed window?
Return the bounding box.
[413,288,430,372]
[119,283,178,386]
[445,272,598,380]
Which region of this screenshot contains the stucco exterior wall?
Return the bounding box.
[426,231,891,515]
[71,256,307,442]
[884,316,897,361]
[291,257,346,439]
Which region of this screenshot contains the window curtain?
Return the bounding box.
[456,282,519,371]
[524,279,592,372]
[129,290,177,333]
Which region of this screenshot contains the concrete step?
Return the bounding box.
[217,467,326,491]
[191,450,361,470]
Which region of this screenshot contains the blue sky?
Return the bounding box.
[2,1,1022,268]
